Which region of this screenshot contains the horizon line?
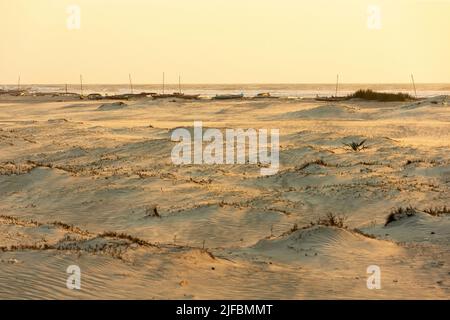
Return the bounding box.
[3,82,450,86]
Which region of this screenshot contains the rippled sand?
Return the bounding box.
[0,95,449,299]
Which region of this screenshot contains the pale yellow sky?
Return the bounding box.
[1,0,449,84]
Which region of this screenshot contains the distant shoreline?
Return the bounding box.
[2,83,450,99]
[2,83,450,86]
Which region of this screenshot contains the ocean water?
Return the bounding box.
[2,83,450,98]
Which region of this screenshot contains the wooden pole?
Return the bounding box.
[335,74,339,97]
[129,74,133,94]
[80,74,83,96]
[162,72,165,94]
[65,83,68,94]
[411,74,417,98]
[178,75,181,94]
[18,75,21,90]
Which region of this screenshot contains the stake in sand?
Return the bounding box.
[411,74,417,98]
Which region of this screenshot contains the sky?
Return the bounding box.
[1,0,449,84]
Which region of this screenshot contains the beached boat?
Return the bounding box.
[214,93,244,100]
[152,92,200,100]
[151,93,178,99]
[0,89,28,96]
[109,92,152,100]
[254,92,279,99]
[87,93,104,100]
[315,96,347,102]
[178,94,200,100]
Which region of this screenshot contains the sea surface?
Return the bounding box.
[2,83,450,98]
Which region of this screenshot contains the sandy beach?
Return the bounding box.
[0,93,448,299]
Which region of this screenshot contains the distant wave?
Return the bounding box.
[2,83,450,98]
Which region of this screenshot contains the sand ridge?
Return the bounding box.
[0,95,449,299]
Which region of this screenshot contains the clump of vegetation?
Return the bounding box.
[312,213,347,228]
[278,223,304,237]
[423,206,450,216]
[358,161,382,166]
[290,223,299,233]
[384,205,449,226]
[280,214,381,240]
[347,89,414,102]
[98,231,157,247]
[137,171,150,179]
[297,159,330,171]
[145,205,161,218]
[343,139,367,152]
[0,214,40,227]
[50,221,90,236]
[352,228,377,239]
[385,206,416,226]
[405,159,424,166]
[0,243,52,252]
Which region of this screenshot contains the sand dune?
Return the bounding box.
[279,104,363,120]
[97,102,128,111]
[0,95,449,299]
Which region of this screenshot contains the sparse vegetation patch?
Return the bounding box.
[423,206,450,216]
[311,212,347,228]
[347,89,414,102]
[343,140,367,152]
[385,206,417,226]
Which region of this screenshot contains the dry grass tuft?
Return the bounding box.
[98,231,157,247]
[145,205,161,218]
[385,206,416,226]
[49,221,90,236]
[311,212,347,228]
[343,140,367,152]
[297,159,330,170]
[423,206,450,216]
[347,89,414,102]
